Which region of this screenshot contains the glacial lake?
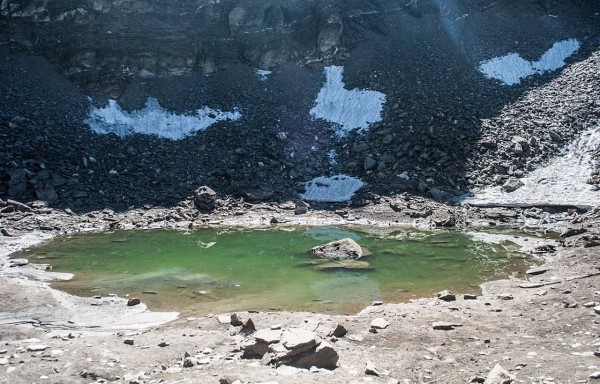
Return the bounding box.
[17,227,539,315]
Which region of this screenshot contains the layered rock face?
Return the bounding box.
[0,0,345,97]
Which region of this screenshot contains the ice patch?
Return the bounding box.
[256,69,272,81]
[299,174,364,203]
[461,126,600,208]
[479,39,580,85]
[85,97,241,140]
[310,66,386,137]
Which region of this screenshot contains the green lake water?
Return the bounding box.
[18,227,535,315]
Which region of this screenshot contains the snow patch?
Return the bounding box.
[479,39,580,85]
[461,126,600,208]
[256,69,272,81]
[85,97,241,140]
[310,66,386,137]
[299,174,364,202]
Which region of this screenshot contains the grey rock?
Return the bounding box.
[370,318,390,330]
[327,323,347,338]
[310,238,364,260]
[127,298,141,306]
[437,290,456,301]
[484,363,513,384]
[502,177,523,193]
[124,339,134,345]
[526,267,550,276]
[240,318,256,335]
[290,341,338,369]
[194,186,217,211]
[365,360,380,376]
[26,344,48,352]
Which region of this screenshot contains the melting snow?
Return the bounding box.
[479,39,580,85]
[461,126,600,208]
[300,174,364,202]
[85,97,241,140]
[310,66,386,137]
[256,69,272,81]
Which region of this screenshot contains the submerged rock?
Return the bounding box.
[309,238,364,260]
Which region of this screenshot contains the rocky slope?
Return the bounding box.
[1,0,599,212]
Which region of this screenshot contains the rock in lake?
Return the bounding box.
[309,238,364,260]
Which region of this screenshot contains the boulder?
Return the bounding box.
[309,238,364,260]
[194,186,217,211]
[502,177,523,193]
[241,328,338,369]
[437,290,456,301]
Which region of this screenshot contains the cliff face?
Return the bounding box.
[1,0,599,210]
[1,0,345,97]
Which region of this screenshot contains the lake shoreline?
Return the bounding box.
[1,197,599,382]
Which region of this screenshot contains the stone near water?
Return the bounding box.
[370,318,390,330]
[327,323,347,338]
[497,293,513,300]
[438,290,456,301]
[194,186,217,211]
[230,313,243,326]
[240,318,256,335]
[127,298,140,306]
[526,267,550,276]
[464,294,478,300]
[217,315,231,324]
[309,238,364,260]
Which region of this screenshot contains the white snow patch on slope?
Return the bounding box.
[479,39,580,85]
[85,97,241,140]
[300,174,364,202]
[461,126,600,208]
[256,69,272,81]
[310,66,386,137]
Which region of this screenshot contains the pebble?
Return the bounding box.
[590,372,600,380]
[0,358,8,366]
[124,339,134,345]
[26,345,48,352]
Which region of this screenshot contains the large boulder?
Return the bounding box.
[309,238,364,260]
[194,186,217,211]
[241,327,339,369]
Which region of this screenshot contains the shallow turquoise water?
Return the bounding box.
[20,227,533,315]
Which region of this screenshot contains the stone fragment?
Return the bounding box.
[370,318,390,330]
[124,339,134,345]
[240,318,256,335]
[590,372,600,379]
[497,294,513,300]
[194,186,217,211]
[230,313,243,326]
[220,375,244,384]
[365,360,380,376]
[560,228,587,238]
[484,363,513,384]
[127,298,141,306]
[158,341,169,347]
[309,238,364,260]
[526,267,550,276]
[432,322,462,331]
[469,376,485,383]
[502,177,523,193]
[594,306,600,315]
[464,294,478,300]
[183,356,197,367]
[281,329,318,356]
[438,290,456,301]
[0,358,8,366]
[327,323,347,338]
[291,341,338,369]
[26,345,48,352]
[217,315,231,324]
